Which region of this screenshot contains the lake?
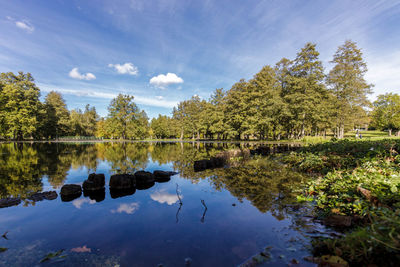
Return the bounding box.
[0,142,323,266]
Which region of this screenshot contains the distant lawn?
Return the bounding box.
[345,130,396,140]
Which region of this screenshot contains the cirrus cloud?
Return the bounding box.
[69,67,96,80]
[108,62,138,75]
[150,73,183,89]
[6,16,34,33]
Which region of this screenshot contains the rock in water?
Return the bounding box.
[60,184,82,202]
[0,197,21,208]
[324,215,352,227]
[61,184,82,196]
[153,170,178,182]
[83,173,105,191]
[109,174,135,189]
[28,191,58,202]
[83,188,106,202]
[135,171,155,184]
[110,188,136,199]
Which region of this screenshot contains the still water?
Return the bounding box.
[0,142,319,266]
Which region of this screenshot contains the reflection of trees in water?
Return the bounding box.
[0,142,306,217]
[207,159,307,220]
[99,142,149,174]
[0,143,43,201]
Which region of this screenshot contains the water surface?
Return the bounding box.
[0,142,318,266]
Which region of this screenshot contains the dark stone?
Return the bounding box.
[28,191,58,202]
[109,174,135,189]
[135,171,155,184]
[110,188,136,199]
[153,170,178,182]
[0,197,21,208]
[83,188,105,202]
[61,184,82,196]
[60,184,82,202]
[136,181,155,190]
[324,214,352,227]
[194,160,208,172]
[194,157,225,172]
[82,173,105,191]
[61,192,82,202]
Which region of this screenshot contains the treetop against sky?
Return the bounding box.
[1,0,400,118]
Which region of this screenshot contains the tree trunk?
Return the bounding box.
[180,129,184,140]
[389,129,392,136]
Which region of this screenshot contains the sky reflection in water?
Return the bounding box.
[0,142,314,266]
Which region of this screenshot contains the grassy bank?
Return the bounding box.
[279,139,400,266]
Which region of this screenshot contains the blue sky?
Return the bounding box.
[1,0,400,118]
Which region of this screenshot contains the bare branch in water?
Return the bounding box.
[2,231,8,240]
[176,183,183,205]
[176,183,183,223]
[201,199,208,223]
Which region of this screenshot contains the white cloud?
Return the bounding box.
[69,68,96,80]
[150,190,181,205]
[15,21,34,33]
[150,73,183,88]
[156,95,164,100]
[72,198,96,209]
[111,202,139,214]
[108,62,138,75]
[6,16,34,33]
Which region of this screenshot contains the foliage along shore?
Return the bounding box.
[276,139,400,266]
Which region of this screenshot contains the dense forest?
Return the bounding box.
[0,40,398,141]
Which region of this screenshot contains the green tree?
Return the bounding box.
[371,93,400,136]
[208,88,227,139]
[43,91,70,138]
[0,72,41,140]
[284,43,327,138]
[106,94,147,139]
[328,40,373,138]
[82,104,99,136]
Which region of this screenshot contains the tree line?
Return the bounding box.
[1,40,398,141]
[153,40,372,140]
[0,72,148,140]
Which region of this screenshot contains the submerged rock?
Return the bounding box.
[28,191,58,202]
[60,184,82,202]
[0,197,21,208]
[135,171,155,184]
[61,184,82,196]
[153,170,178,182]
[83,188,105,202]
[194,157,225,172]
[136,181,155,190]
[82,173,105,191]
[110,188,136,199]
[109,174,135,189]
[324,215,353,227]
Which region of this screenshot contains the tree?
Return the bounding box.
[43,91,70,138]
[283,43,327,138]
[328,40,373,138]
[208,88,227,139]
[82,104,99,136]
[106,94,147,139]
[0,72,41,140]
[224,79,248,139]
[371,93,400,136]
